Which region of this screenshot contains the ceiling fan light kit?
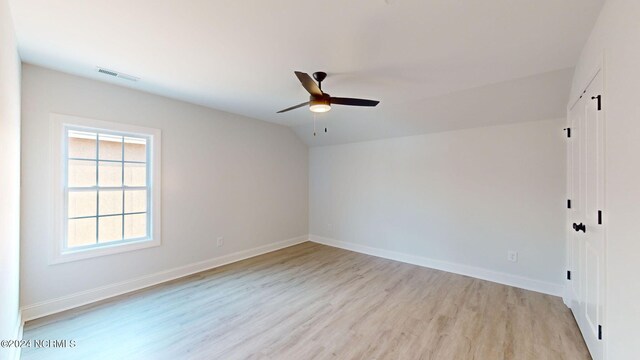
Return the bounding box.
[277,71,380,114]
[309,98,331,113]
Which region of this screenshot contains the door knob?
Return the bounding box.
[573,223,586,233]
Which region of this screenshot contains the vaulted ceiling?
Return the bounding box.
[10,0,604,145]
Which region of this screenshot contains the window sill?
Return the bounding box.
[50,238,161,265]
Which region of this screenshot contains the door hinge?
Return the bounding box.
[567,199,572,209]
[567,270,571,280]
[598,210,602,225]
[598,325,603,340]
[564,127,571,138]
[592,95,602,111]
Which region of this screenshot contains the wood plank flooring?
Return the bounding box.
[21,242,591,360]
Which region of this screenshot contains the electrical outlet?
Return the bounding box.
[507,250,518,263]
[217,237,224,247]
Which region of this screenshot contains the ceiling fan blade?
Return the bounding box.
[330,97,380,107]
[294,71,323,97]
[277,101,310,113]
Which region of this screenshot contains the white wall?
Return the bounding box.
[570,1,640,358]
[0,0,21,359]
[20,65,308,317]
[310,119,566,294]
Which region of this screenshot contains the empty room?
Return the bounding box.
[1,0,639,359]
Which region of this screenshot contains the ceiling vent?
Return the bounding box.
[97,67,140,82]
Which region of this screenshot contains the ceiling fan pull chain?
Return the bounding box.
[313,113,317,136]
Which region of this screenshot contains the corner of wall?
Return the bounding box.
[20,235,310,322]
[309,235,565,297]
[0,1,22,360]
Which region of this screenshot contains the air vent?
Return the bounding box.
[97,67,140,82]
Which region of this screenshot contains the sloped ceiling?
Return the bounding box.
[9,0,604,146]
[296,67,574,146]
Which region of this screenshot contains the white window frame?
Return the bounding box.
[51,113,162,264]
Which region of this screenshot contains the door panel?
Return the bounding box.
[568,70,605,360]
[585,242,600,332]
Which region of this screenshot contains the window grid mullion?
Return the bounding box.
[95,134,100,245]
[68,211,147,220]
[121,138,125,240]
[68,186,147,192]
[68,157,145,164]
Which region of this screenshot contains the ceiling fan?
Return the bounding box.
[277,71,380,114]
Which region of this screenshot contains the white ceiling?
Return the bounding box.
[10,0,604,146]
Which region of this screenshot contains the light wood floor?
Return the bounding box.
[22,242,590,360]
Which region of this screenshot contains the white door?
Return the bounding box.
[567,70,605,360]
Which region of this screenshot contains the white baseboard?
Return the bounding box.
[21,234,563,323]
[563,284,572,308]
[21,235,309,322]
[310,235,564,297]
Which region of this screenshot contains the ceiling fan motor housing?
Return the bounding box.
[311,93,331,101]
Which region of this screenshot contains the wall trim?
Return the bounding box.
[21,235,309,322]
[310,235,564,297]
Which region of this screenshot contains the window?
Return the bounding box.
[52,114,161,263]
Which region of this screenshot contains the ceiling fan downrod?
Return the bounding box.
[313,71,327,91]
